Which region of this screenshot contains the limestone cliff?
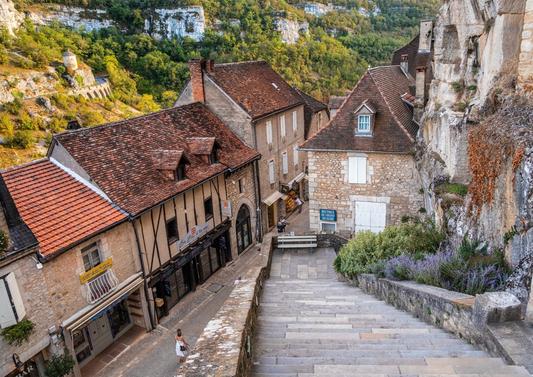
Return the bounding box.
[0,0,23,35]
[418,0,533,284]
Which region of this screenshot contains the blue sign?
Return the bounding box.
[320,209,337,222]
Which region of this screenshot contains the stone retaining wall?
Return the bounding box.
[178,234,274,377]
[316,233,349,252]
[354,274,523,357]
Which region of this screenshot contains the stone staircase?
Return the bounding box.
[251,248,532,377]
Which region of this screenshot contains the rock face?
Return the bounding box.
[274,17,309,44]
[30,5,206,41]
[0,0,23,35]
[418,0,533,306]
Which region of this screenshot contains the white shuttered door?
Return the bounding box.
[348,157,367,184]
[355,201,386,233]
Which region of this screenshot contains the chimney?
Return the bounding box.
[189,59,207,103]
[418,20,433,52]
[400,54,409,75]
[207,59,215,72]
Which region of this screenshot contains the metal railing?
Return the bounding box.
[83,269,119,304]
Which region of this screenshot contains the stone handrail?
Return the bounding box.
[178,234,274,377]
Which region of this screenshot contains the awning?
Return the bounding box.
[287,172,307,187]
[263,191,286,206]
[63,273,143,332]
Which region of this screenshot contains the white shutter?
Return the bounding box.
[355,202,386,234]
[292,111,298,132]
[355,202,372,232]
[357,157,367,184]
[268,160,275,184]
[5,273,25,322]
[293,145,299,166]
[266,121,273,145]
[282,152,288,174]
[280,115,286,138]
[348,157,367,184]
[0,277,17,328]
[370,203,387,232]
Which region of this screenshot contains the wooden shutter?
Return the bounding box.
[268,160,275,184]
[280,115,286,138]
[348,157,358,183]
[292,111,298,132]
[0,276,17,328]
[5,273,25,322]
[357,157,367,184]
[282,152,288,174]
[293,145,299,166]
[348,157,367,184]
[266,121,273,144]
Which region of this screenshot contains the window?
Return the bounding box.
[208,147,219,164]
[204,197,214,220]
[165,217,178,244]
[238,178,245,194]
[266,120,273,145]
[268,160,275,184]
[0,273,26,328]
[280,115,286,140]
[282,152,288,175]
[82,243,102,272]
[292,111,298,133]
[357,114,371,133]
[321,222,337,233]
[176,161,187,181]
[318,112,323,129]
[293,145,299,167]
[348,156,367,184]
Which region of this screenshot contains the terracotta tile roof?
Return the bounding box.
[54,103,260,216]
[206,61,303,119]
[151,150,184,171]
[328,96,348,110]
[0,160,126,258]
[295,88,328,114]
[187,137,216,155]
[392,34,420,78]
[302,66,418,154]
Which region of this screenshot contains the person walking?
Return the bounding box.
[295,196,304,214]
[175,329,190,366]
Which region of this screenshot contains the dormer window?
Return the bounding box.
[358,115,371,133]
[208,146,219,164]
[151,149,188,182]
[187,137,219,164]
[176,161,187,181]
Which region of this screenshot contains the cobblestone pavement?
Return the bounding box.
[251,248,532,377]
[85,244,263,377]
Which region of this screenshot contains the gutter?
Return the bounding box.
[299,148,414,155]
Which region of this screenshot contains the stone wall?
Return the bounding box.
[355,273,523,357]
[308,151,424,233]
[178,234,274,377]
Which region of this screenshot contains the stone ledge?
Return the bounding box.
[355,274,523,357]
[178,234,274,377]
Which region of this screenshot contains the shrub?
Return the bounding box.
[451,81,464,94]
[0,229,8,253]
[1,319,34,346]
[3,95,23,115]
[4,130,33,149]
[44,353,75,377]
[435,183,469,197]
[0,113,14,136]
[334,231,379,277]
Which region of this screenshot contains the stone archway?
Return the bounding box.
[236,204,252,255]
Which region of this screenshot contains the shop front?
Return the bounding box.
[281,172,307,215]
[62,274,144,377]
[152,221,231,320]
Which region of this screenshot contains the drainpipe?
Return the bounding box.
[253,158,263,242]
[132,221,156,330]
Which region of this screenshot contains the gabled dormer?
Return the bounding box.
[151,149,189,182]
[187,137,220,165]
[354,100,376,137]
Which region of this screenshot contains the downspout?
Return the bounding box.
[132,220,156,330]
[251,121,263,242]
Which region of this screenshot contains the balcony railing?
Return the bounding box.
[83,269,119,304]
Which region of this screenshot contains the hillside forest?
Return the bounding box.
[0,0,440,167]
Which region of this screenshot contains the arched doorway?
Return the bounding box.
[236,205,252,254]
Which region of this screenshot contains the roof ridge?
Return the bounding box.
[368,66,415,143]
[215,60,267,67]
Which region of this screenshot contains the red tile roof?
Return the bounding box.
[151,150,184,171]
[0,160,126,258]
[206,61,303,119]
[187,137,216,155]
[54,103,260,216]
[302,66,418,154]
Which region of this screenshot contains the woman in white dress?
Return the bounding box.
[175,328,189,365]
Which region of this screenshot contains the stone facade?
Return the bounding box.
[308,151,423,234]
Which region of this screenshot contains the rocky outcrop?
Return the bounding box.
[30,6,113,32]
[0,0,23,35]
[418,0,533,306]
[274,17,309,44]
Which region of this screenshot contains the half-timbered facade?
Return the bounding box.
[50,103,260,323]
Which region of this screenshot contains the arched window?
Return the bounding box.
[236,205,252,254]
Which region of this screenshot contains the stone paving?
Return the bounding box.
[251,248,532,377]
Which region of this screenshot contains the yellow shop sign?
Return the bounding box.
[79,258,113,284]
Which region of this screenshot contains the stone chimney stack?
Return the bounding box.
[63,50,78,75]
[413,19,433,122]
[189,59,207,103]
[418,20,433,52]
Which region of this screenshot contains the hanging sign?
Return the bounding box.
[221,200,232,218]
[178,222,210,251]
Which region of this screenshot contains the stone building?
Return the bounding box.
[0,159,151,377]
[177,60,324,234]
[301,65,424,235]
[295,88,330,139]
[50,103,261,325]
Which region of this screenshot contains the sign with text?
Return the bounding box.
[221,200,232,218]
[79,258,113,284]
[319,209,337,222]
[178,222,210,251]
